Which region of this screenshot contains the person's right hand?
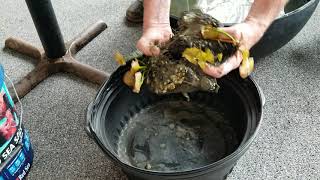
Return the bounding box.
[203,18,267,78]
[136,23,173,56]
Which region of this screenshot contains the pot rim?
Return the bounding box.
[88,74,265,176]
[279,0,318,19]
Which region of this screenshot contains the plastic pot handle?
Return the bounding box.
[85,102,95,138]
[255,83,266,107]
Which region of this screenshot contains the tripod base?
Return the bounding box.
[4,21,109,102]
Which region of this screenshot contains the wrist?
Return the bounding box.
[245,16,269,34]
[143,0,171,30]
[143,22,171,33]
[243,17,269,47]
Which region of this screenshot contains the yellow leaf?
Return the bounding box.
[182,47,200,64]
[248,57,255,73]
[203,48,214,63]
[131,59,141,73]
[123,70,135,87]
[114,51,126,65]
[133,72,144,93]
[241,49,250,61]
[201,25,219,40]
[201,25,238,45]
[239,57,254,79]
[217,53,223,62]
[182,47,215,65]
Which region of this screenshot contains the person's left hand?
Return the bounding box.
[202,20,266,78]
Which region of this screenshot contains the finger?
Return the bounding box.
[137,37,161,56]
[203,51,242,78]
[150,45,160,56]
[218,26,242,41]
[203,64,224,78]
[219,26,237,35]
[231,50,243,67]
[221,52,242,73]
[158,32,174,47]
[170,32,174,38]
[136,37,153,56]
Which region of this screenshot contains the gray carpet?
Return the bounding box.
[0,0,319,179]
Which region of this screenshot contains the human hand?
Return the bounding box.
[203,19,267,78]
[136,23,173,56]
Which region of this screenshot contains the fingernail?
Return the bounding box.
[150,46,159,56]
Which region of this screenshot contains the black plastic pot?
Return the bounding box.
[86,62,265,180]
[170,0,319,59]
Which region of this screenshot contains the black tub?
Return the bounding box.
[170,0,319,59]
[251,0,319,58]
[86,62,265,180]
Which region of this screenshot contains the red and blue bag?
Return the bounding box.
[0,65,33,180]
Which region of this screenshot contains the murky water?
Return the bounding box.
[117,101,239,172]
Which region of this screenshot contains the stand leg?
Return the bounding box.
[5,37,42,60]
[63,57,109,85]
[9,62,50,102]
[68,21,108,55]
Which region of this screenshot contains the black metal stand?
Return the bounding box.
[26,0,66,58]
[4,0,109,102]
